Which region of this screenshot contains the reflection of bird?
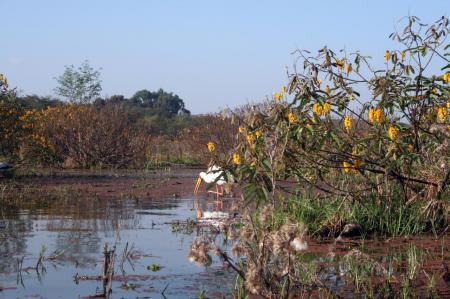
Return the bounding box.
[197,210,230,227]
[194,165,234,219]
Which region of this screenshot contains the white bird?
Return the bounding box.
[194,165,232,197]
[194,165,234,220]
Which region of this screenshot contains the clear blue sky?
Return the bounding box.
[1,1,449,114]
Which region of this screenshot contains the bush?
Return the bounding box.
[0,74,24,159]
[222,16,449,235]
[19,103,148,168]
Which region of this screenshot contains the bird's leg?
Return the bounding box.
[194,177,202,195]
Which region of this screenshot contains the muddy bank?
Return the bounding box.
[0,168,204,201]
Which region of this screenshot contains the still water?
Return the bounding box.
[0,196,234,298]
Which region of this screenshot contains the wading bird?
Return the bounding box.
[194,165,233,219]
[194,165,230,197]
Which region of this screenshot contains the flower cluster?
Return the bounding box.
[344,116,352,132]
[368,107,384,124]
[288,111,298,123]
[313,102,331,117]
[388,126,398,141]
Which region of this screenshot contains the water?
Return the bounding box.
[1,170,448,298]
[0,196,235,298]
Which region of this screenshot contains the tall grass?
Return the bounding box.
[278,184,447,237]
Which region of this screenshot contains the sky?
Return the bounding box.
[1,1,449,114]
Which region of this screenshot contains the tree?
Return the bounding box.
[129,88,190,117]
[54,60,102,103]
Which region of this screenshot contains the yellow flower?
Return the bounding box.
[322,102,331,115]
[232,153,241,165]
[374,108,384,123]
[246,133,255,145]
[343,161,352,173]
[353,159,362,169]
[281,86,287,94]
[238,126,245,133]
[288,111,298,123]
[207,141,215,152]
[345,63,352,74]
[317,79,323,87]
[384,50,391,61]
[369,107,384,124]
[437,106,448,122]
[344,116,352,132]
[407,144,414,152]
[432,87,439,95]
[388,126,398,141]
[400,51,406,60]
[336,59,344,69]
[325,85,331,95]
[447,100,450,109]
[274,92,282,101]
[313,103,322,117]
[255,130,262,138]
[443,72,450,83]
[306,124,312,129]
[368,108,375,123]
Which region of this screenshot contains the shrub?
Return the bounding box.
[20,103,148,168]
[224,17,448,220]
[0,74,24,159]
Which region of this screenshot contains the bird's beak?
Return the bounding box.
[194,176,202,194]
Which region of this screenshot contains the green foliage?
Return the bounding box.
[280,183,447,237]
[54,60,102,103]
[224,16,449,235]
[17,94,62,110]
[0,75,23,158]
[129,88,190,118]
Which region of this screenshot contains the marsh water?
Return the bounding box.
[0,177,235,298]
[1,170,449,298]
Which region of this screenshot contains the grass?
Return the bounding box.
[276,184,447,237]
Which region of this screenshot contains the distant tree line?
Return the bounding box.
[15,88,191,136]
[1,61,236,168]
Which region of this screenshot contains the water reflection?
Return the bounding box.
[0,216,31,273]
[0,193,235,298]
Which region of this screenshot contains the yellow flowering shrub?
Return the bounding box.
[0,74,24,157]
[224,16,449,207]
[19,104,147,167]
